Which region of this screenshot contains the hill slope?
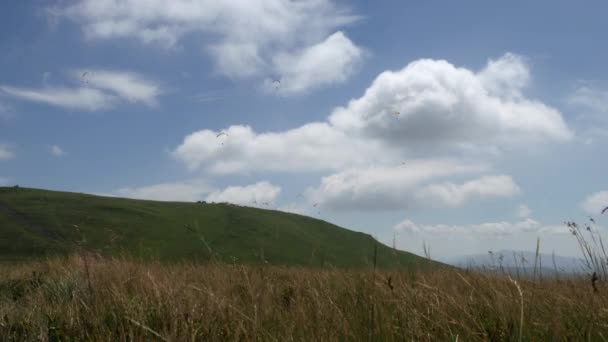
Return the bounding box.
[0,186,435,269]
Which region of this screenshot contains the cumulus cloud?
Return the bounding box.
[394,218,568,236]
[0,70,161,111]
[113,180,211,202]
[172,123,388,174]
[173,53,572,176]
[268,31,364,94]
[515,204,532,219]
[55,0,362,93]
[0,144,15,161]
[50,145,66,157]
[305,168,520,212]
[415,175,520,208]
[329,53,572,149]
[206,181,281,206]
[581,191,608,215]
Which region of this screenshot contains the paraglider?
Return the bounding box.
[272,79,281,89]
[81,71,92,86]
[216,132,229,145]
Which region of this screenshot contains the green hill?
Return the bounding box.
[0,186,436,269]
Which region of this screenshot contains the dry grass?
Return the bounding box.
[0,254,606,341]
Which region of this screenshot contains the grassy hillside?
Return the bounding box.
[0,186,434,269]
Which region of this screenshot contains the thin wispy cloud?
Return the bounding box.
[50,145,66,157]
[0,144,15,161]
[1,69,161,111]
[568,83,608,114]
[394,218,568,236]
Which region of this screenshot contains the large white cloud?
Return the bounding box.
[394,218,568,236]
[173,53,572,176]
[329,53,572,149]
[305,162,520,211]
[581,191,608,215]
[0,69,161,111]
[206,181,281,206]
[172,123,388,174]
[55,0,362,93]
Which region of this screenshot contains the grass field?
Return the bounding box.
[0,186,432,269]
[0,254,605,341]
[1,186,606,340]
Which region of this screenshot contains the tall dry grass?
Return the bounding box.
[0,252,607,341]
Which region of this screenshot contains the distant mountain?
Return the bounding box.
[446,250,587,275]
[0,186,440,270]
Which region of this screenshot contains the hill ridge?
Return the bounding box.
[0,186,437,269]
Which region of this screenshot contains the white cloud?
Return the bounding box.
[0,177,10,186]
[0,86,115,111]
[1,70,161,111]
[114,180,211,202]
[172,123,388,174]
[112,180,280,207]
[173,53,572,176]
[50,145,66,157]
[515,204,532,219]
[305,161,501,211]
[76,70,161,106]
[206,181,281,206]
[581,191,608,215]
[329,53,572,149]
[55,0,361,93]
[415,175,520,208]
[394,218,568,236]
[478,53,530,99]
[268,31,364,94]
[0,144,15,161]
[209,42,266,78]
[568,84,608,113]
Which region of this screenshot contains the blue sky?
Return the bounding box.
[1,0,607,259]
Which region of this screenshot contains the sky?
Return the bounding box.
[1,0,607,260]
